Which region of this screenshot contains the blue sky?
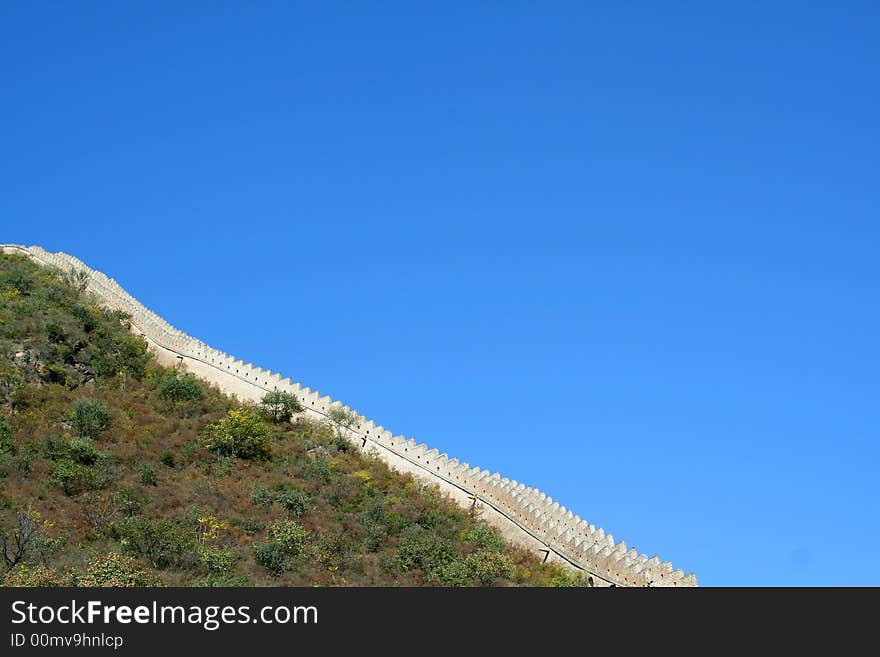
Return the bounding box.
[2,2,878,585]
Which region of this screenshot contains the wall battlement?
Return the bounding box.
[2,243,697,587]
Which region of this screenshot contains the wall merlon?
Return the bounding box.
[3,245,697,587]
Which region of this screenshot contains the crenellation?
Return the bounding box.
[1,244,697,587]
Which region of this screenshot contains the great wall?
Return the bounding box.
[2,244,697,587]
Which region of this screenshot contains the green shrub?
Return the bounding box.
[44,364,68,385]
[464,524,505,551]
[250,484,273,507]
[71,304,98,332]
[396,528,457,574]
[90,330,150,380]
[254,519,309,575]
[253,542,287,575]
[198,546,237,575]
[260,391,303,423]
[314,532,354,573]
[43,435,69,460]
[45,323,66,343]
[136,463,157,486]
[159,374,204,402]
[327,408,358,451]
[240,518,263,536]
[550,569,594,587]
[113,486,147,517]
[71,399,112,440]
[269,519,309,555]
[201,408,271,460]
[305,457,333,483]
[274,485,309,517]
[3,563,67,587]
[117,517,194,570]
[0,416,12,455]
[77,553,161,587]
[431,559,473,586]
[51,459,97,496]
[465,549,514,586]
[67,437,107,466]
[160,452,176,468]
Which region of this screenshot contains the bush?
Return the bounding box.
[90,330,150,380]
[396,528,457,574]
[198,546,237,575]
[159,374,204,402]
[314,532,354,573]
[3,563,67,587]
[269,519,309,555]
[67,438,107,466]
[71,304,98,332]
[253,542,287,575]
[254,520,309,575]
[44,364,68,385]
[431,559,473,586]
[117,517,193,570]
[51,459,97,496]
[550,569,594,587]
[327,408,358,451]
[201,408,271,460]
[305,457,333,483]
[464,524,504,551]
[77,553,161,587]
[43,435,69,461]
[113,486,146,517]
[250,484,273,507]
[260,391,303,423]
[71,399,112,440]
[465,549,514,586]
[136,463,157,486]
[45,323,66,343]
[274,485,309,518]
[241,519,263,536]
[0,416,12,455]
[160,452,176,468]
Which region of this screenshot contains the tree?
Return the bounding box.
[1,507,56,571]
[260,391,303,423]
[71,399,112,440]
[254,519,310,575]
[327,407,359,451]
[158,374,204,402]
[201,408,271,460]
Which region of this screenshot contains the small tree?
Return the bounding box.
[202,408,271,460]
[327,407,359,451]
[1,507,57,571]
[159,374,204,402]
[71,399,112,440]
[254,519,309,575]
[260,391,303,423]
[274,485,310,518]
[465,549,514,586]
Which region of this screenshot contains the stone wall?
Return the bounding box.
[1,243,697,587]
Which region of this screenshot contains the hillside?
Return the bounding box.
[0,251,586,586]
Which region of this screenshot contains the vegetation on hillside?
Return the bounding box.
[0,253,589,587]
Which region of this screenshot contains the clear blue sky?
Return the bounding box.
[2,2,878,586]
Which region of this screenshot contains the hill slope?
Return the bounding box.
[0,251,584,586]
